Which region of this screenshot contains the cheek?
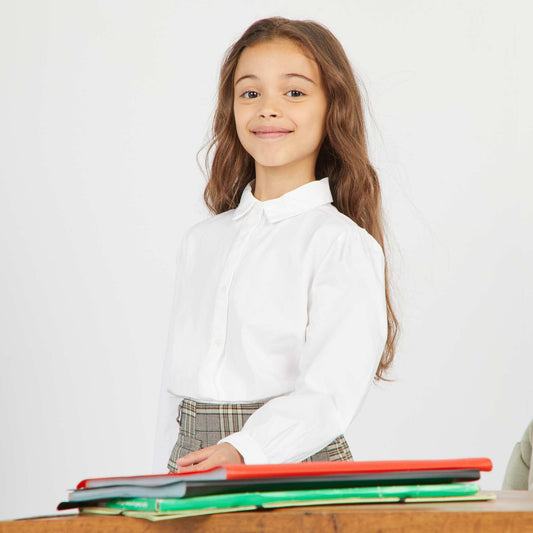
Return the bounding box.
[234,112,253,149]
[303,111,326,140]
[298,107,323,129]
[312,107,328,138]
[234,107,249,134]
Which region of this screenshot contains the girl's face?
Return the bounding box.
[233,38,328,175]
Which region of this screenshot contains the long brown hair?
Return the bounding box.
[196,16,399,381]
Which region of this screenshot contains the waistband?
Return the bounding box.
[177,396,276,428]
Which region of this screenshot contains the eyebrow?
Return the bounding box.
[234,73,316,86]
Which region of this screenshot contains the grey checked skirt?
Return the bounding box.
[167,397,353,472]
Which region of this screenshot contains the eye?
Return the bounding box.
[239,89,306,99]
[240,90,259,99]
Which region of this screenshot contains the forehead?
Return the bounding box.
[235,39,318,78]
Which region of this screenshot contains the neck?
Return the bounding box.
[252,165,317,201]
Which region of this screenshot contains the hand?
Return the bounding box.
[176,443,244,473]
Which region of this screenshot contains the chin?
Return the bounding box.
[250,151,292,166]
[254,159,292,169]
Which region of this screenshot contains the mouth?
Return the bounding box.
[252,131,293,139]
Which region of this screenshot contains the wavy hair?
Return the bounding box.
[196,16,399,381]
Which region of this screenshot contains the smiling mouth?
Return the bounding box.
[253,131,293,139]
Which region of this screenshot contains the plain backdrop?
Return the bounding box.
[1,0,532,521]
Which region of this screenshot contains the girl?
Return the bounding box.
[154,16,399,473]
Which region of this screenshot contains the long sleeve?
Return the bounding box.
[152,230,189,473]
[218,229,388,463]
[502,418,533,490]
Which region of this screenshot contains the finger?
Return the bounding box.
[178,448,237,473]
[177,447,215,466]
[178,457,216,473]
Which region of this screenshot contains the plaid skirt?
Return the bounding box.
[167,397,353,472]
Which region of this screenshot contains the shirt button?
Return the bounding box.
[214,338,223,346]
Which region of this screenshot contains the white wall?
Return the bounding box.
[1,0,532,521]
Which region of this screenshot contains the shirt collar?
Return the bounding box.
[232,177,333,223]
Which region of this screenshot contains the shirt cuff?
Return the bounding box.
[217,431,269,464]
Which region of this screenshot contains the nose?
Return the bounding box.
[258,94,281,118]
[260,111,278,118]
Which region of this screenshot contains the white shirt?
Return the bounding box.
[153,176,388,470]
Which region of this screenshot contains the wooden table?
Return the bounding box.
[2,491,533,532]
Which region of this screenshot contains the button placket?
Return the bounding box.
[209,205,264,395]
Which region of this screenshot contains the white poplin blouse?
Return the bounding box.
[153,176,388,470]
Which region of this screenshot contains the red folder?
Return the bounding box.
[222,458,493,479]
[76,457,492,490]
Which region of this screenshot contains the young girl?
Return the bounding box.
[153,16,399,473]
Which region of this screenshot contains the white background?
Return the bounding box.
[1,0,532,521]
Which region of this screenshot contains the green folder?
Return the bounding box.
[90,483,479,512]
[81,491,497,522]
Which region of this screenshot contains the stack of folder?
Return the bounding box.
[57,458,495,521]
